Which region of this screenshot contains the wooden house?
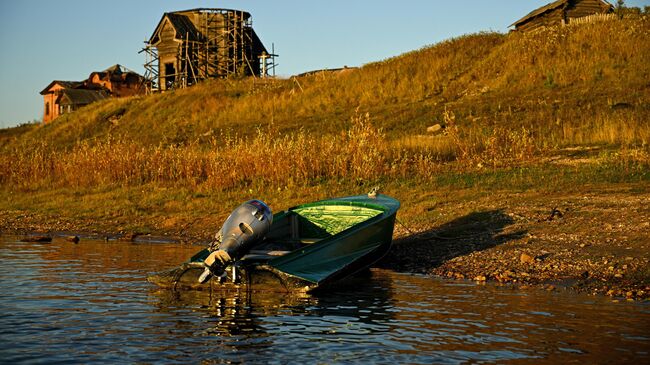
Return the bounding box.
[86,64,146,97]
[511,0,613,32]
[40,65,144,123]
[143,8,270,91]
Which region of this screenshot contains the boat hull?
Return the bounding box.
[148,194,400,292]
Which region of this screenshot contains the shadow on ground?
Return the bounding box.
[377,209,527,273]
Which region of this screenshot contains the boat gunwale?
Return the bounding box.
[175,194,400,288]
[267,194,399,283]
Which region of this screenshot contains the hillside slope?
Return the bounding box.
[1,17,649,300]
[3,16,648,149]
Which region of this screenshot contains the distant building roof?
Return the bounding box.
[89,64,145,82]
[103,64,126,73]
[57,89,110,106]
[39,80,83,95]
[148,8,255,45]
[149,12,201,44]
[510,0,613,28]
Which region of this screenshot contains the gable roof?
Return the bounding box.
[148,12,201,44]
[147,8,254,45]
[57,89,109,106]
[251,28,268,55]
[510,0,613,27]
[40,80,83,95]
[89,64,145,82]
[103,64,125,74]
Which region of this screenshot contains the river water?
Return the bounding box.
[0,235,648,364]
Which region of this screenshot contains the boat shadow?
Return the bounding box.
[377,209,527,273]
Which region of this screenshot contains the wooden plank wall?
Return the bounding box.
[517,8,565,32]
[516,0,611,32]
[566,0,609,18]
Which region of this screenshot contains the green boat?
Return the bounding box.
[148,193,400,293]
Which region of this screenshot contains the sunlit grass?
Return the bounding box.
[2,112,648,193]
[1,17,649,197]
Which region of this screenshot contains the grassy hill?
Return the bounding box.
[2,17,648,193]
[1,16,649,298]
[0,17,647,193]
[3,16,649,148]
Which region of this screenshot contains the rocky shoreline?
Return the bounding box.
[380,188,650,301]
[2,187,648,301]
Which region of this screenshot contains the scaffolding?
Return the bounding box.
[259,43,279,78]
[141,8,276,93]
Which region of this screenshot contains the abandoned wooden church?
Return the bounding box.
[142,8,275,92]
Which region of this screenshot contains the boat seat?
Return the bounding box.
[241,250,292,262]
[248,250,291,256]
[299,238,321,244]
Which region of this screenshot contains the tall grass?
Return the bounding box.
[2,113,648,192]
[1,114,412,190]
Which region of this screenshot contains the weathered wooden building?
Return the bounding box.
[40,65,145,123]
[511,0,613,32]
[143,8,273,92]
[87,64,146,97]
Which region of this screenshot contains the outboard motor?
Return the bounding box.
[198,200,273,283]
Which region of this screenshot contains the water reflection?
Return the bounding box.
[148,270,397,348]
[0,236,648,364]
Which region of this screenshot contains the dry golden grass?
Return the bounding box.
[0,113,420,190]
[2,111,648,192]
[2,17,649,193]
[10,16,645,149]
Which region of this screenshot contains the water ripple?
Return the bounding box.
[1,236,648,364]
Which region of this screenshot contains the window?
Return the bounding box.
[45,102,50,116]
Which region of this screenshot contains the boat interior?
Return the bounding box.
[242,203,385,262]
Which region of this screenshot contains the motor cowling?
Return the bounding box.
[198,200,273,283]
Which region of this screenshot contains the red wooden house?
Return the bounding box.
[40,64,145,123]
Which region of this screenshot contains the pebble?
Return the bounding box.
[119,232,139,241]
[520,253,535,264]
[65,235,80,243]
[20,235,52,243]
